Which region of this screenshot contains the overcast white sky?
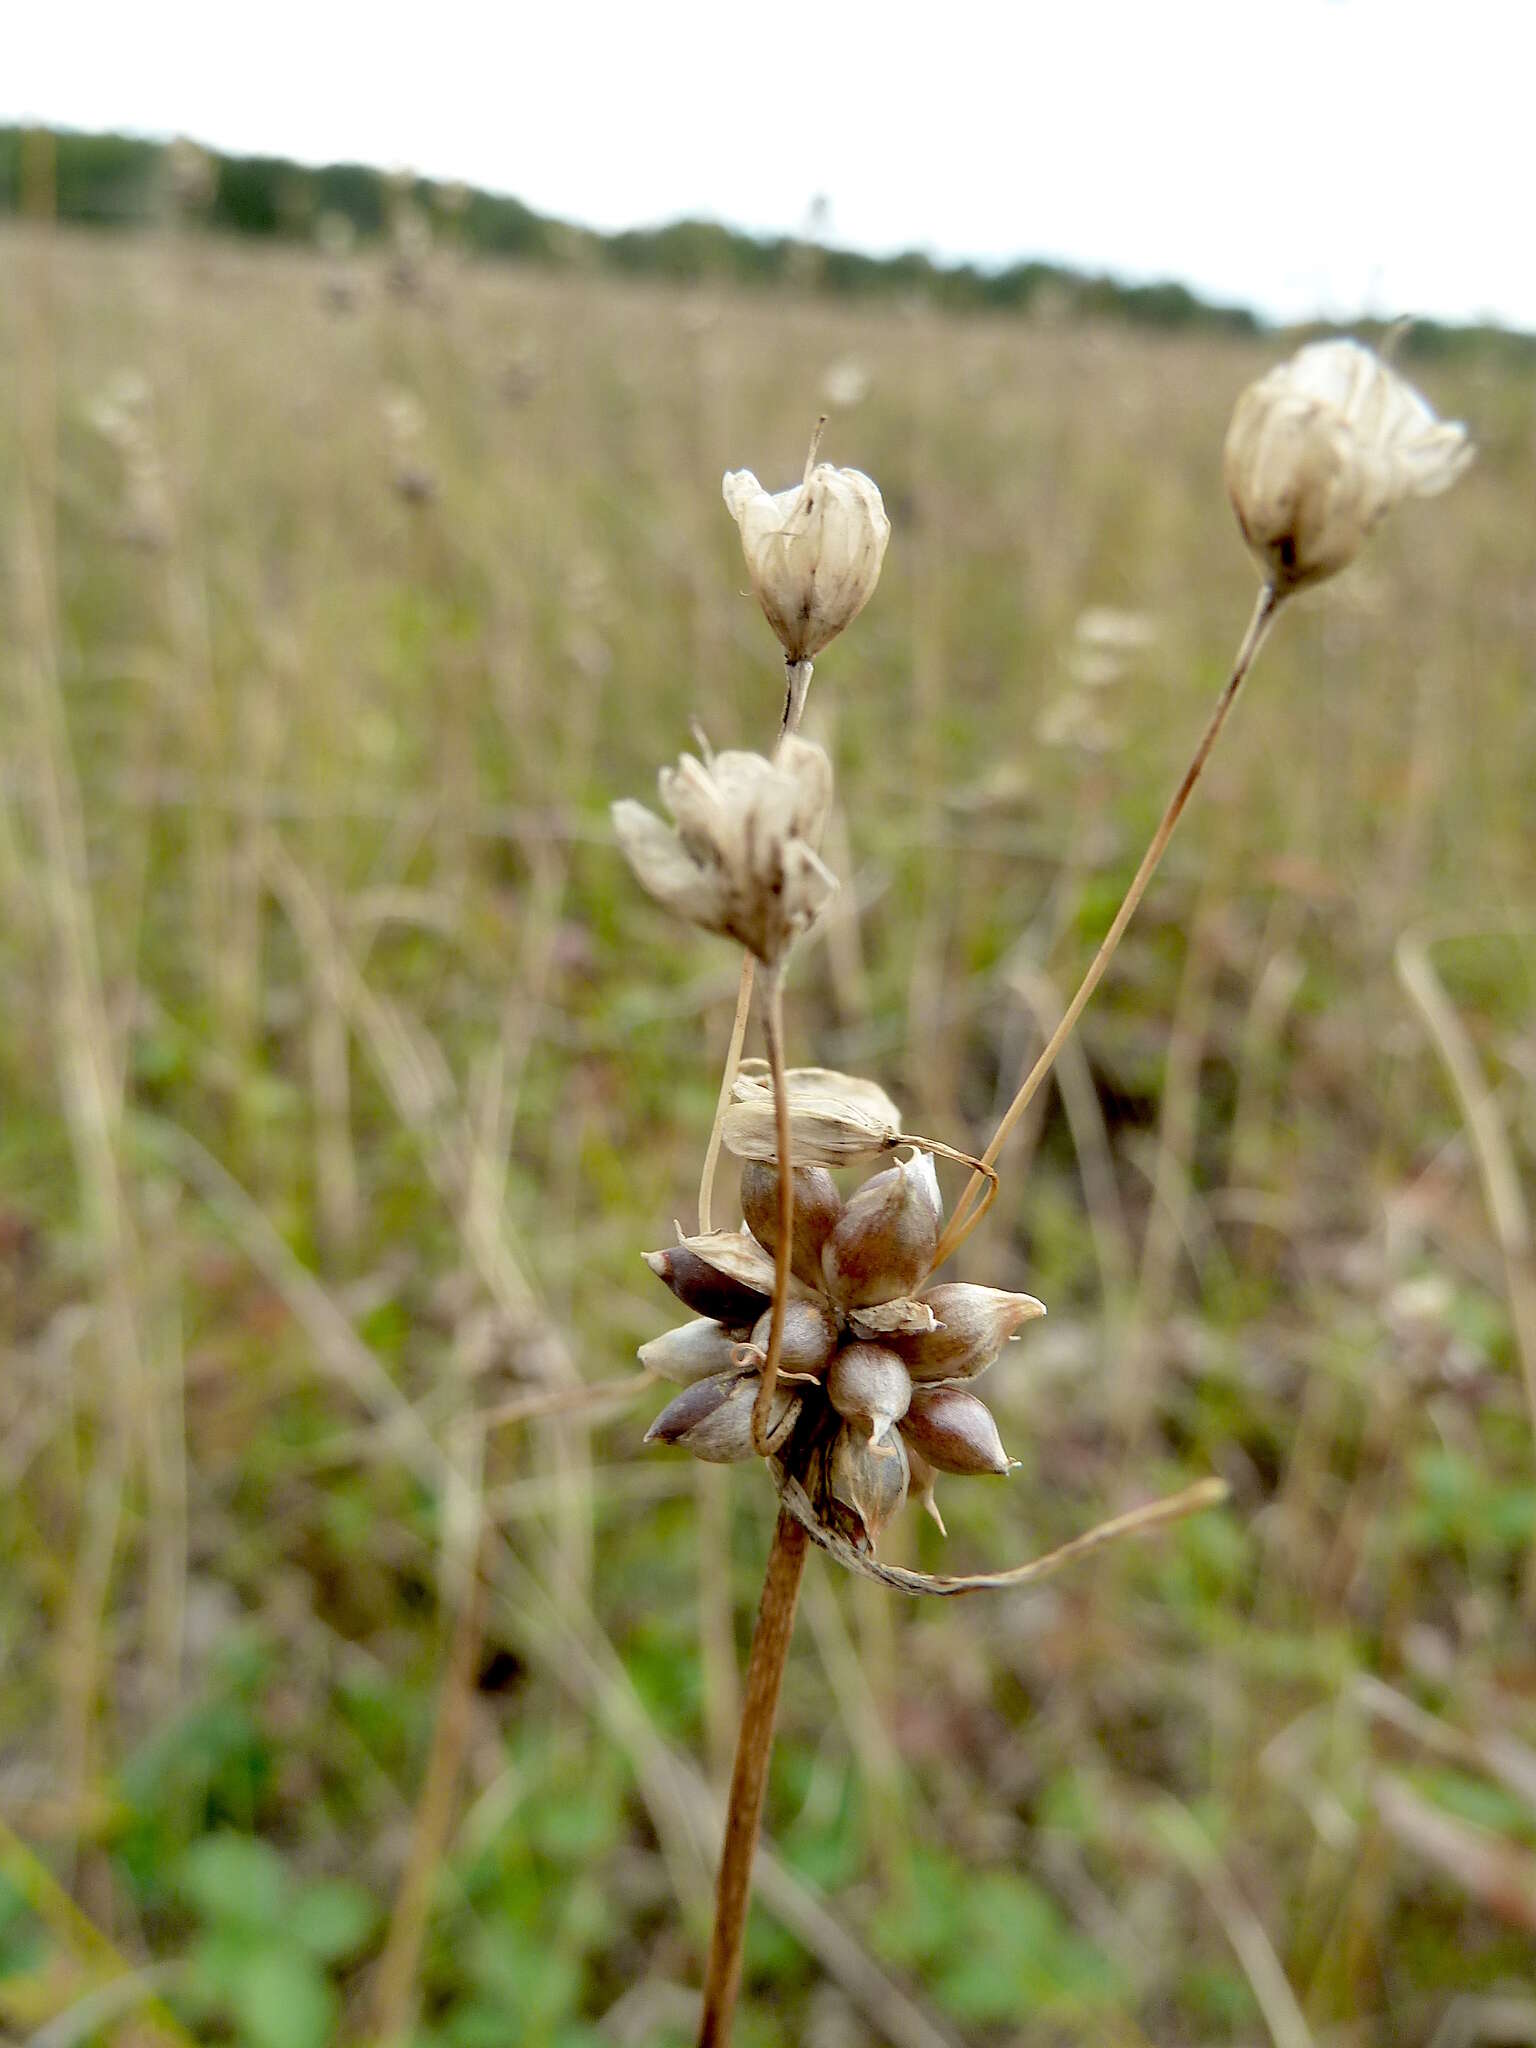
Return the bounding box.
[10,0,1530,329]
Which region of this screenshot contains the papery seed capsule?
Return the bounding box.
[828,1341,913,1444]
[722,461,891,663]
[820,1150,941,1308]
[830,1422,910,1547]
[890,1283,1046,1382]
[740,1160,843,1289]
[643,1246,770,1328]
[749,1298,840,1378]
[899,1386,1015,1476]
[644,1371,800,1462]
[637,1318,740,1386]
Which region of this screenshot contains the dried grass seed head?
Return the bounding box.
[612,738,835,965]
[1224,339,1473,593]
[722,460,890,662]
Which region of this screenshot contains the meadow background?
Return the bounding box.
[2,146,1536,2048]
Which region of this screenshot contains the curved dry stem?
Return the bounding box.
[698,957,756,1234]
[773,1470,1228,1596]
[697,1506,810,2048]
[751,970,794,1457]
[933,583,1283,1269]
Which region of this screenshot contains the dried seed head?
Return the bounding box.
[749,1298,840,1378]
[827,1342,913,1445]
[642,1245,769,1328]
[722,460,890,662]
[638,1317,742,1385]
[645,1370,800,1462]
[612,739,835,964]
[891,1283,1047,1382]
[740,1160,843,1287]
[828,1423,910,1547]
[1224,340,1472,594]
[724,1064,903,1166]
[899,1385,1016,1476]
[821,1150,942,1309]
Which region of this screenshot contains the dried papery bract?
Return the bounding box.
[723,459,891,663]
[724,1063,902,1165]
[612,739,835,966]
[1224,339,1473,593]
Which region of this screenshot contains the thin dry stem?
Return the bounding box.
[933,582,1283,1269]
[372,1535,490,2044]
[697,1507,810,2048]
[750,971,794,1456]
[1397,931,1536,1458]
[698,958,755,1234]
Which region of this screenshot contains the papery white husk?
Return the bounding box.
[1224,339,1472,592]
[724,1062,903,1165]
[723,462,891,660]
[612,737,836,963]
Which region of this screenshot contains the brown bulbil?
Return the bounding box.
[820,1151,941,1308]
[645,1371,799,1462]
[740,1160,843,1289]
[899,1385,1015,1476]
[749,1298,839,1378]
[891,1283,1046,1382]
[828,1423,909,1547]
[827,1342,913,1444]
[643,1246,769,1328]
[638,1317,742,1385]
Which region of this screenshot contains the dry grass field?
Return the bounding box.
[2,219,1535,2047]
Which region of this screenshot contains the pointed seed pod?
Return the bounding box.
[637,1317,740,1386]
[821,1150,942,1308]
[644,1371,800,1462]
[643,1246,769,1328]
[899,1385,1015,1476]
[749,1298,840,1378]
[829,1423,910,1547]
[892,1283,1047,1382]
[828,1341,913,1444]
[740,1159,843,1288]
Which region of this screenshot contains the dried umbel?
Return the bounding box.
[612,739,835,965]
[722,462,890,663]
[1224,339,1473,593]
[639,1101,1041,1548]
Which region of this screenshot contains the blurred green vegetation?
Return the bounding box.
[1,191,1534,2048]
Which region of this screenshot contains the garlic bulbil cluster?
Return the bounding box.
[639,1073,1044,1550]
[723,461,890,663]
[611,738,835,966]
[1224,339,1472,593]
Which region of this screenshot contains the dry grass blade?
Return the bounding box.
[772,1472,1229,1595]
[1374,1773,1536,1931]
[1396,930,1536,1456]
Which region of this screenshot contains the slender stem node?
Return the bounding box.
[932,583,1283,1269]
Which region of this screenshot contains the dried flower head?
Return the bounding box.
[722,460,890,662]
[612,738,835,964]
[1224,339,1473,593]
[639,1098,1041,1549]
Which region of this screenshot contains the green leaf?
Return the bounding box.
[229,1939,336,2048]
[292,1878,379,1960]
[176,1833,286,1929]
